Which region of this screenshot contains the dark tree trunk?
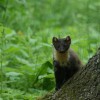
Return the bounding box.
[39,48,100,100]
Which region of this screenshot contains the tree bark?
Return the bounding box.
[39,48,100,100]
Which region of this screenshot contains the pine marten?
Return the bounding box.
[52,36,82,91]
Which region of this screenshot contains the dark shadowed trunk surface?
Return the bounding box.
[39,48,100,100]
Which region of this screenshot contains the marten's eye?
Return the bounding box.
[64,39,67,43]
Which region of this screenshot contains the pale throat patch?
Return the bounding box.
[53,48,70,67]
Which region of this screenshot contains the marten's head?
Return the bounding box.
[52,36,71,53]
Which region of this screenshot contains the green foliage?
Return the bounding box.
[0,0,100,99]
[0,88,46,100]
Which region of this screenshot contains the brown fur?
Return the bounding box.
[53,48,69,66]
[53,48,82,67]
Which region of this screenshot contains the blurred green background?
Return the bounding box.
[0,0,100,99]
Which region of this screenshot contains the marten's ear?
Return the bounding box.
[52,37,58,44]
[66,36,71,44]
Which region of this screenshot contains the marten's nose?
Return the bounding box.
[60,47,64,51]
[59,47,65,53]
